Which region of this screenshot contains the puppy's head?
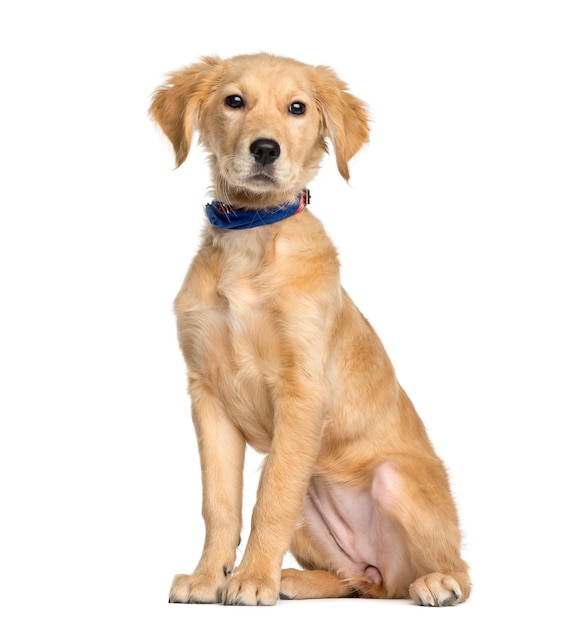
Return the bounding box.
[150,53,369,206]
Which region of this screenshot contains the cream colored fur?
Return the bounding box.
[150,52,470,607]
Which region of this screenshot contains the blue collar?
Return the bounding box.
[205,190,309,230]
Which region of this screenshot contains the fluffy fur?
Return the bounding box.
[150,52,471,607]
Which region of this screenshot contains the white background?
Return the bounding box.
[1,1,564,624]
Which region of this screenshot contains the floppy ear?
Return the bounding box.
[313,66,370,181]
[149,57,223,167]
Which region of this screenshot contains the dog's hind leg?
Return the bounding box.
[280,568,357,599]
[285,461,471,604]
[372,460,472,606]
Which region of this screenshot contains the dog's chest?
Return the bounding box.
[191,230,283,446]
[215,235,280,364]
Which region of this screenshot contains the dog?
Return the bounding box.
[150,52,471,607]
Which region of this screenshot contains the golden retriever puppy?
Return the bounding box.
[150,52,471,607]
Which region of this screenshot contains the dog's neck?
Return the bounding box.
[205,190,310,230]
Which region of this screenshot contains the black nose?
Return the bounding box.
[250,138,280,166]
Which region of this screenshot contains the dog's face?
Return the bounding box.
[199,55,327,203]
[150,53,370,207]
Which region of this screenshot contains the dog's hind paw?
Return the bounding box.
[409,573,464,607]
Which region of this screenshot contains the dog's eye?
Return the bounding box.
[225,95,244,108]
[289,102,306,115]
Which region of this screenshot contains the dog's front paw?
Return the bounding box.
[169,572,224,604]
[409,573,463,607]
[220,570,279,606]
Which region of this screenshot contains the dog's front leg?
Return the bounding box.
[221,372,324,606]
[169,387,246,604]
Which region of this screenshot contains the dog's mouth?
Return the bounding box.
[217,155,284,197]
[243,166,281,190]
[248,171,277,184]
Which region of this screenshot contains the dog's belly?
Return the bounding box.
[301,465,409,587]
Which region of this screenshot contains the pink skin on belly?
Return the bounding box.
[301,462,409,587]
